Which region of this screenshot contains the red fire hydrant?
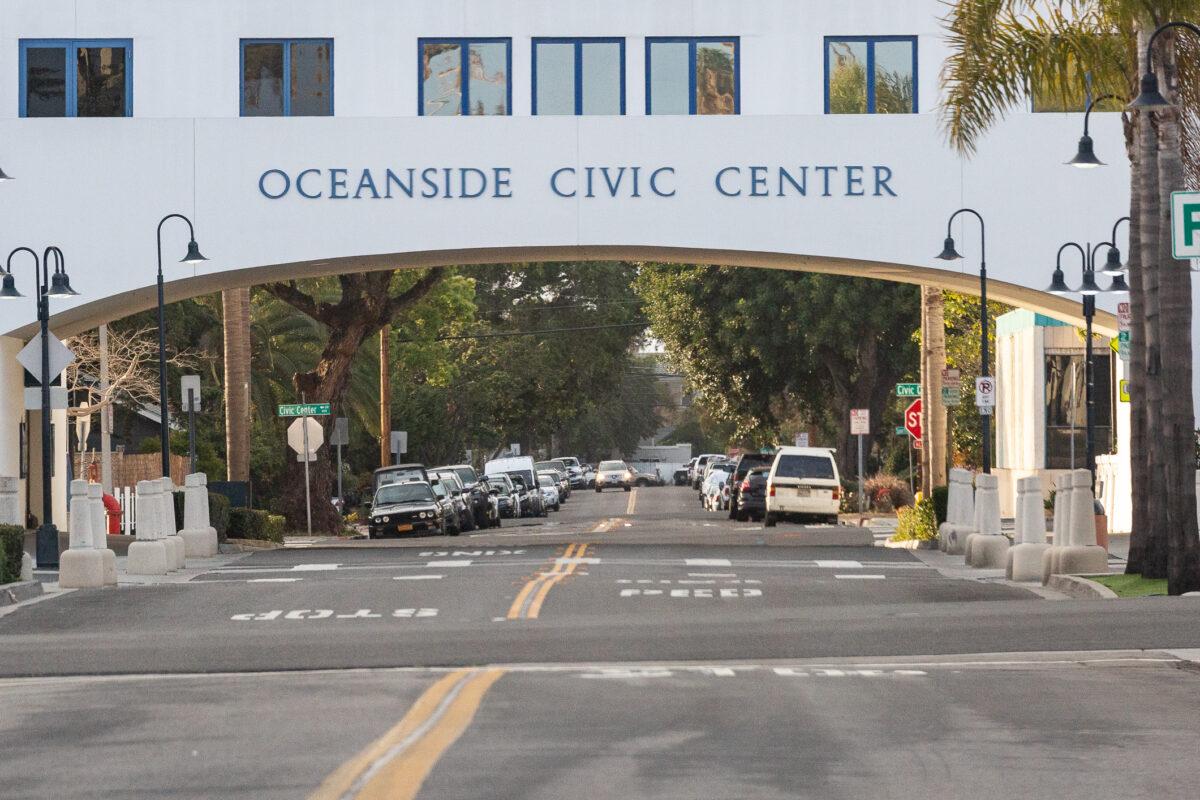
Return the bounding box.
[102,493,122,535]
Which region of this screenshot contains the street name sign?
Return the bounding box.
[895,383,921,397]
[278,402,331,417]
[894,426,906,436]
[850,409,870,435]
[904,399,922,439]
[1171,191,1200,259]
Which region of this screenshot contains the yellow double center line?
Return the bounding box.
[310,668,505,800]
[506,542,591,620]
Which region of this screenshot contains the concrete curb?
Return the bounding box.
[882,538,937,550]
[220,538,282,553]
[1046,574,1118,600]
[0,579,45,607]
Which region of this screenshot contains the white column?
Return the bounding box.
[58,479,105,588]
[0,336,24,524]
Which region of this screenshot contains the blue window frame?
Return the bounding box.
[532,38,626,115]
[19,39,133,117]
[645,37,739,115]
[419,38,512,116]
[240,38,334,117]
[824,36,918,114]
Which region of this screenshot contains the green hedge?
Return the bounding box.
[208,493,231,542]
[227,509,284,543]
[892,497,938,542]
[0,524,24,585]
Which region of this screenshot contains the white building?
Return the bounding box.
[0,0,1164,530]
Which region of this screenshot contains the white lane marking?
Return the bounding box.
[815,560,862,569]
[393,575,444,581]
[689,572,737,578]
[835,574,885,580]
[620,588,762,598]
[773,667,926,677]
[685,558,732,566]
[248,578,302,583]
[558,557,601,565]
[426,560,473,567]
[291,563,339,571]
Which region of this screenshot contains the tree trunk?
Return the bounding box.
[1154,39,1200,595]
[921,285,947,495]
[1125,120,1149,575]
[221,288,252,483]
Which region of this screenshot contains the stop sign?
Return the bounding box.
[904,398,922,439]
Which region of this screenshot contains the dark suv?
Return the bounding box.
[727,452,776,520]
[733,466,770,522]
[434,464,497,529]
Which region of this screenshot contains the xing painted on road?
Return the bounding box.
[309,667,504,800]
[626,488,638,515]
[506,542,592,620]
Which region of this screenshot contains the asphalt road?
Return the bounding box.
[3,487,1200,798]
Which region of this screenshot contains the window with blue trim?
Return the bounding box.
[20,39,132,117]
[420,38,511,116]
[825,37,917,114]
[646,37,738,115]
[241,39,333,117]
[533,38,625,115]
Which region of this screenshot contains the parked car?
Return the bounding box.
[701,462,735,510]
[429,479,463,534]
[764,446,841,526]
[552,457,587,488]
[486,473,520,519]
[372,463,430,497]
[435,463,496,528]
[691,453,724,489]
[673,466,690,486]
[475,476,503,528]
[535,461,571,501]
[432,470,477,532]
[595,459,633,492]
[368,481,446,538]
[485,456,545,517]
[697,458,731,500]
[733,466,770,522]
[726,452,776,520]
[629,465,665,487]
[537,471,562,511]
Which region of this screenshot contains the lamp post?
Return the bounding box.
[1128,21,1200,110]
[154,214,208,478]
[1066,94,1118,167]
[936,208,992,473]
[0,165,12,182]
[1,246,80,568]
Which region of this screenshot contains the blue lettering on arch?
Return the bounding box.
[296,168,322,199]
[551,167,576,198]
[715,167,741,197]
[650,167,675,198]
[258,169,291,199]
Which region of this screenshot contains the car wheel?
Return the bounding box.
[826,515,840,525]
[734,508,747,522]
[494,516,501,529]
[764,512,777,528]
[595,487,601,493]
[623,485,631,492]
[554,503,561,512]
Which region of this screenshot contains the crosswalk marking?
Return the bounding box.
[815,560,863,569]
[291,563,339,571]
[835,574,885,580]
[426,560,473,567]
[685,558,732,566]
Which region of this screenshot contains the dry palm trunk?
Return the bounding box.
[1125,119,1150,575]
[221,287,252,483]
[1155,36,1200,594]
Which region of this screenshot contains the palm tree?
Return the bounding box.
[939,0,1200,593]
[221,288,252,483]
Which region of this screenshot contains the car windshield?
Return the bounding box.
[774,454,836,480]
[430,481,448,498]
[437,473,463,491]
[507,472,527,488]
[451,467,475,485]
[599,461,625,471]
[376,467,425,487]
[538,475,554,487]
[374,483,434,505]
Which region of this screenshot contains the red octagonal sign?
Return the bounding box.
[904,398,922,440]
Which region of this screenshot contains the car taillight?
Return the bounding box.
[741,479,750,491]
[768,485,776,496]
[832,487,840,499]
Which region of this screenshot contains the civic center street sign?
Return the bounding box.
[278,403,331,417]
[895,383,921,397]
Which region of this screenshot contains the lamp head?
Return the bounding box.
[1067,134,1104,168]
[47,270,79,297]
[0,166,12,183]
[180,239,208,265]
[1077,270,1103,296]
[1128,71,1171,110]
[1100,246,1125,275]
[936,236,962,261]
[1046,268,1072,296]
[0,272,23,299]
[1106,273,1130,295]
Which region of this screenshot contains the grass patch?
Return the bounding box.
[1089,573,1168,597]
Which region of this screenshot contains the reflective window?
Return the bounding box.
[420,38,511,116]
[825,37,917,114]
[20,40,131,117]
[647,38,738,115]
[1044,353,1113,469]
[240,39,332,117]
[533,38,625,115]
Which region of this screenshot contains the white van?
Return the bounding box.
[764,447,841,526]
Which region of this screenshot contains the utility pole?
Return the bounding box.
[98,324,113,493]
[379,325,391,467]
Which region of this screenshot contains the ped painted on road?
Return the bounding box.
[619,587,762,598]
[231,608,438,621]
[506,542,592,620]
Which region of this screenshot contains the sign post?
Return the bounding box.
[850,409,870,513]
[181,375,201,475]
[331,417,349,510]
[283,398,328,535]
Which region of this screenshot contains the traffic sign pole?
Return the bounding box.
[302,395,312,535]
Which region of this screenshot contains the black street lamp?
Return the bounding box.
[0,165,12,182]
[1067,94,1118,167]
[1099,217,1130,275]
[154,214,208,478]
[936,208,992,473]
[1129,21,1200,110]
[1,246,80,569]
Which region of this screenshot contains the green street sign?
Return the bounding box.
[896,383,921,397]
[894,426,907,435]
[278,403,331,417]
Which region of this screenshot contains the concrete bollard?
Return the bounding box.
[126,480,170,576]
[941,469,976,555]
[58,480,106,588]
[967,473,1009,568]
[939,469,970,552]
[88,483,118,586]
[180,473,219,557]
[1007,476,1050,581]
[1058,468,1108,576]
[1042,473,1074,584]
[159,477,186,570]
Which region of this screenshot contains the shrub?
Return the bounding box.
[208,492,231,542]
[865,474,913,513]
[931,485,949,526]
[891,497,938,542]
[263,515,287,543]
[227,508,267,540]
[0,524,24,584]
